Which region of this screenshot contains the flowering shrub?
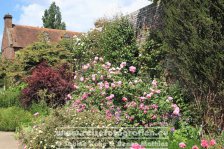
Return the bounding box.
[70,57,180,127]
[18,108,115,148]
[21,62,74,108]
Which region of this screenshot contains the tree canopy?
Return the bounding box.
[42,2,66,30]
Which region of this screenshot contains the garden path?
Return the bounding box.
[0,132,19,149]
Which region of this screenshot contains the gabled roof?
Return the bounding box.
[9,24,80,48]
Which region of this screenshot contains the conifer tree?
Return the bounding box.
[157,0,224,130]
[42,2,66,30]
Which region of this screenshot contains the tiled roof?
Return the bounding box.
[10,25,80,48]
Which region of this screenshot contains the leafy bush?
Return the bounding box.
[99,16,138,65]
[0,106,32,131]
[16,42,73,72]
[0,84,25,108]
[21,62,74,108]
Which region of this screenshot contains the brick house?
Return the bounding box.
[1,14,80,60]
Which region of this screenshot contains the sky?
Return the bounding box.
[0,0,151,49]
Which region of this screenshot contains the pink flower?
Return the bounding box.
[151,115,157,119]
[201,139,209,148]
[146,93,153,99]
[117,81,122,86]
[152,80,157,86]
[111,83,116,88]
[129,66,136,73]
[155,90,161,94]
[80,77,84,82]
[120,62,127,68]
[104,81,110,89]
[139,96,146,102]
[92,74,96,81]
[106,94,115,100]
[167,96,173,101]
[82,93,88,100]
[210,139,216,146]
[192,145,199,149]
[122,97,128,102]
[73,84,79,89]
[74,75,77,80]
[179,142,186,148]
[130,143,145,149]
[173,107,180,116]
[140,103,145,110]
[33,112,39,117]
[66,94,72,100]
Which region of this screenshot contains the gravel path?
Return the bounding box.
[0,132,19,149]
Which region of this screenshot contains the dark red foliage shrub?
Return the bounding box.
[21,62,74,108]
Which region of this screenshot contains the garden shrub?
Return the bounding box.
[0,106,32,131]
[16,41,73,72]
[21,62,74,108]
[70,57,181,127]
[99,16,138,66]
[19,108,115,148]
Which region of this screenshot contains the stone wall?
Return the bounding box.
[127,2,162,42]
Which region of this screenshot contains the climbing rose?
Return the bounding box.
[129,66,136,73]
[179,142,186,148]
[192,145,199,149]
[130,143,145,149]
[201,140,209,148]
[210,139,216,146]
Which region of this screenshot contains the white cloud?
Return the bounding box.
[17,0,151,32]
[17,3,45,27]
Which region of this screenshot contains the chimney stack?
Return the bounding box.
[4,14,12,28]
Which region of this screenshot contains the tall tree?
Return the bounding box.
[42,2,66,30]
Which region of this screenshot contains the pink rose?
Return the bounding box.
[173,107,180,116]
[80,77,84,82]
[167,96,173,101]
[129,66,136,73]
[111,83,116,88]
[201,139,209,148]
[146,93,153,99]
[152,80,157,86]
[210,139,216,146]
[122,97,128,102]
[82,93,88,100]
[130,143,145,149]
[179,142,186,148]
[192,145,199,149]
[120,62,127,68]
[66,94,72,100]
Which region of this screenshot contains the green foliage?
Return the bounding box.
[99,16,138,65]
[0,84,25,108]
[157,0,224,131]
[16,42,73,72]
[138,39,165,79]
[0,106,32,131]
[42,2,66,30]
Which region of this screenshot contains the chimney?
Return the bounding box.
[4,14,12,28]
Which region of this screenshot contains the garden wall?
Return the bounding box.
[127,2,162,42]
